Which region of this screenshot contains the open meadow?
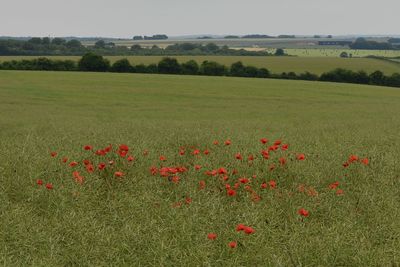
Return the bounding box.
[1,55,400,75]
[1,70,400,266]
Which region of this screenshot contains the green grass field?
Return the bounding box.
[1,55,400,75]
[1,70,400,266]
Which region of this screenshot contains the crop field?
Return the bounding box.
[1,70,400,266]
[269,48,400,58]
[1,55,400,75]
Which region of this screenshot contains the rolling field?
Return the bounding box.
[1,55,400,75]
[1,70,400,266]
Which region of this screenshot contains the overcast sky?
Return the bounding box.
[1,0,399,37]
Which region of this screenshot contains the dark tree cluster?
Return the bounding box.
[132,35,168,40]
[0,38,279,56]
[1,55,399,88]
[0,37,85,55]
[349,38,396,50]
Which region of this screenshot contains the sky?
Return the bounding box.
[1,0,399,38]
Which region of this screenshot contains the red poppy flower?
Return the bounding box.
[171,176,180,183]
[98,162,106,170]
[194,165,201,170]
[45,183,53,190]
[84,145,92,151]
[281,144,289,151]
[37,179,43,186]
[298,208,309,217]
[213,140,219,145]
[159,155,166,161]
[248,154,254,161]
[336,189,344,196]
[95,150,106,156]
[114,171,124,177]
[236,224,245,231]
[127,155,135,162]
[244,226,255,234]
[179,150,185,155]
[207,233,217,240]
[238,177,249,184]
[225,140,231,146]
[361,158,369,165]
[119,144,129,152]
[274,140,282,146]
[260,138,268,144]
[199,180,206,190]
[261,182,268,189]
[204,149,210,155]
[69,161,78,167]
[269,180,277,188]
[185,197,192,204]
[235,153,243,160]
[73,171,84,184]
[279,157,287,165]
[104,144,112,153]
[86,164,94,173]
[83,159,90,166]
[329,181,339,190]
[349,155,359,163]
[118,150,128,157]
[50,152,57,157]
[192,149,200,155]
[297,154,306,161]
[228,241,237,248]
[62,157,68,163]
[218,167,228,175]
[233,183,240,189]
[227,189,237,196]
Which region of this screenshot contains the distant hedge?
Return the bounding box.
[1,54,399,88]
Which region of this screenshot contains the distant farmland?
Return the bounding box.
[1,56,400,75]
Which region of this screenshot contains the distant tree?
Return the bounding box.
[66,39,83,49]
[369,71,385,85]
[386,73,400,87]
[110,58,133,73]
[51,38,66,45]
[299,72,318,81]
[94,40,106,49]
[275,48,285,56]
[257,68,270,78]
[200,61,226,76]
[28,37,42,45]
[340,51,349,58]
[230,61,245,76]
[224,35,240,39]
[157,57,181,74]
[327,35,333,38]
[78,53,110,72]
[133,36,143,40]
[42,37,51,46]
[204,43,219,52]
[181,60,199,75]
[146,64,158,73]
[130,44,142,51]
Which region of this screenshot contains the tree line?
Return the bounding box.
[0,53,399,88]
[0,37,281,56]
[349,38,399,50]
